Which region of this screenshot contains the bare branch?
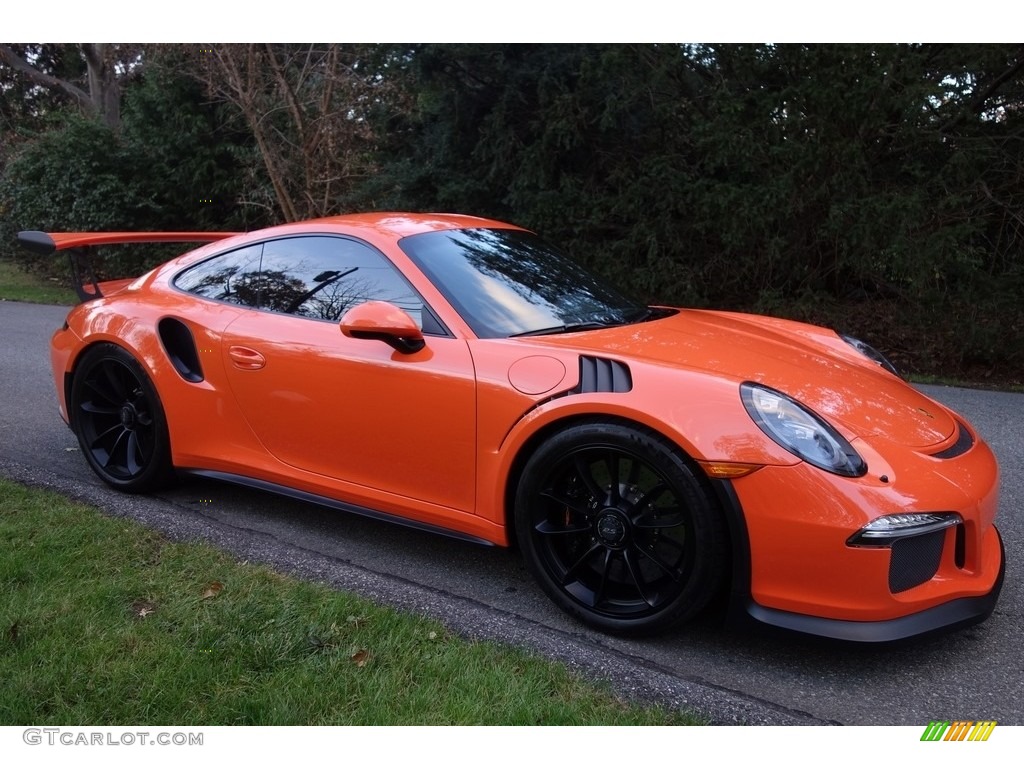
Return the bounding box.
[940,47,1024,133]
[0,44,92,108]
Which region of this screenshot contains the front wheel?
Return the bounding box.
[70,343,174,492]
[515,422,726,635]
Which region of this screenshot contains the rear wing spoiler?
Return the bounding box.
[17,230,240,302]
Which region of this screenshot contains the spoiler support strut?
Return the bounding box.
[68,247,103,302]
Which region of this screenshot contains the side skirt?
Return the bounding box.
[180,468,496,547]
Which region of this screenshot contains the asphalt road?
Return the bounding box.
[1,299,1020,725]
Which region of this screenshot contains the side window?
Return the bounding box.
[259,236,427,326]
[174,244,264,307]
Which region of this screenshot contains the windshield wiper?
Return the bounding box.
[509,321,623,338]
[624,306,657,322]
[509,306,666,338]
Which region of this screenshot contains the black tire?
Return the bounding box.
[70,343,174,492]
[515,422,726,635]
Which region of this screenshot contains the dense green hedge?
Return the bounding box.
[2,44,1021,381]
[0,50,260,277]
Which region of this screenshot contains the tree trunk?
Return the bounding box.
[80,44,121,130]
[0,44,121,130]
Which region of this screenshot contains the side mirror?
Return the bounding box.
[340,301,426,354]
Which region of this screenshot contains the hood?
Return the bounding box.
[534,309,955,449]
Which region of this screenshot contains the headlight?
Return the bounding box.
[741,383,867,477]
[840,334,899,377]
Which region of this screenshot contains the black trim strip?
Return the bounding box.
[931,420,975,460]
[180,469,495,547]
[707,478,754,623]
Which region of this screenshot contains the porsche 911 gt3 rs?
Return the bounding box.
[18,213,1004,641]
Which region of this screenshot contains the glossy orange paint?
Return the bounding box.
[34,213,1004,640]
[339,300,424,342]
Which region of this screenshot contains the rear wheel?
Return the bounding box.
[70,343,173,492]
[515,422,726,635]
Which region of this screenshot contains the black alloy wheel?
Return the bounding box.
[515,422,726,635]
[70,343,173,492]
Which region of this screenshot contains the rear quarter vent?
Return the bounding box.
[158,317,204,383]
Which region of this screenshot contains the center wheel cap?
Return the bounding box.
[120,405,135,429]
[596,511,628,546]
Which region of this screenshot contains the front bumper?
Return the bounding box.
[745,526,1004,642]
[716,430,1004,641]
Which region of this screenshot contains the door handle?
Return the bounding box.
[228,346,266,370]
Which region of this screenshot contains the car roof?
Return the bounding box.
[259,212,522,240]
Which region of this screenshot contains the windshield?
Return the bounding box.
[398,228,650,338]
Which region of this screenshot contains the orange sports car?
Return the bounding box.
[19,213,1004,641]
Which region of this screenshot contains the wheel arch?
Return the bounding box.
[501,412,749,610]
[66,335,159,410]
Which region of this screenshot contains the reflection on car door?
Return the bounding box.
[219,236,476,515]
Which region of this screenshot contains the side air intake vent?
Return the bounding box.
[889,530,944,593]
[571,356,632,394]
[158,317,204,383]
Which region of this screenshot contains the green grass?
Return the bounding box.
[0,478,699,725]
[0,259,76,305]
[908,373,1024,394]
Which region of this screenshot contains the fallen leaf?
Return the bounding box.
[131,600,156,618]
[350,649,370,667]
[347,615,367,628]
[201,581,224,600]
[428,631,437,640]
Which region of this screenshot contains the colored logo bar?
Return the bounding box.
[921,721,997,741]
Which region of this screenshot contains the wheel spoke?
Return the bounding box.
[592,549,614,608]
[126,432,141,475]
[561,541,603,586]
[605,451,621,503]
[632,542,682,582]
[540,488,591,517]
[633,506,687,529]
[101,363,129,401]
[628,482,669,515]
[90,422,122,450]
[651,535,686,555]
[80,400,119,415]
[84,378,118,406]
[626,456,641,486]
[534,518,591,536]
[571,455,604,501]
[622,548,657,607]
[103,428,129,469]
